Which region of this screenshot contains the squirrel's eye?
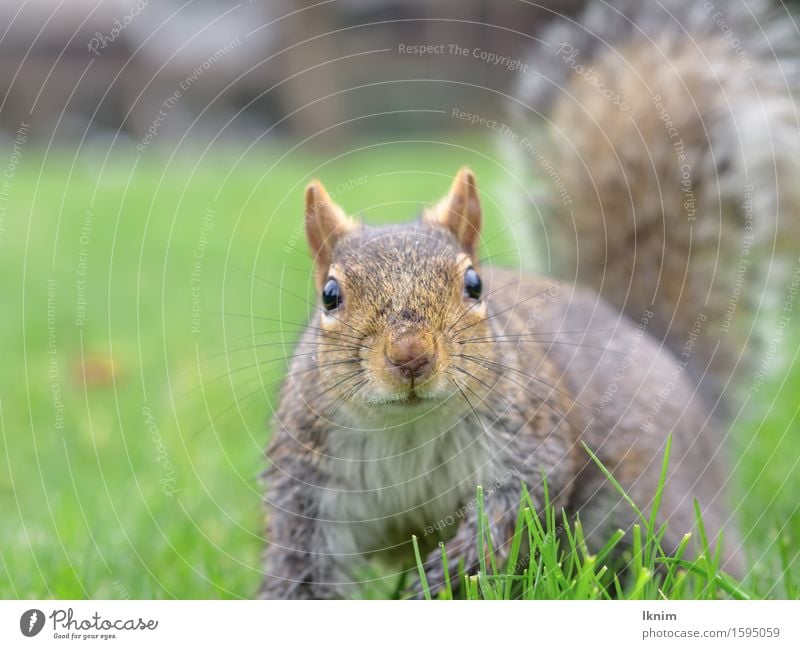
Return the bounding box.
[464,267,482,300]
[322,278,343,311]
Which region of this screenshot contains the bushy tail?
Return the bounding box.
[515,0,800,403]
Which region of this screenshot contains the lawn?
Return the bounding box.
[0,138,798,598]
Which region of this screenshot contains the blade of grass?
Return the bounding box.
[692,499,715,592]
[439,542,454,600]
[660,557,753,600]
[475,485,498,599]
[646,436,672,569]
[411,534,431,601]
[503,501,527,599]
[662,532,692,593]
[594,529,625,566]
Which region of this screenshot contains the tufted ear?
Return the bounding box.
[305,180,358,289]
[423,167,482,259]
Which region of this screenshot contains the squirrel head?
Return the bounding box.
[303,167,494,418]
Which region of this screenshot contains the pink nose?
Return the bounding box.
[386,337,435,381]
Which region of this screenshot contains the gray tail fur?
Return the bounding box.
[514,0,800,405]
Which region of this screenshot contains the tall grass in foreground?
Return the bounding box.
[411,436,771,600]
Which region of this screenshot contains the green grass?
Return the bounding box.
[0,138,798,598]
[412,438,763,600]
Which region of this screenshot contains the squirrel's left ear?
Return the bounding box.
[305,180,358,289]
[424,167,482,259]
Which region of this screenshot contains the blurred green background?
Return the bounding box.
[0,140,529,598]
[0,140,798,598]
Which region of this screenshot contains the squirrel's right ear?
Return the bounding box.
[423,167,482,259]
[305,180,358,287]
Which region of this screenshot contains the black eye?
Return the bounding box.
[464,267,482,299]
[322,278,343,311]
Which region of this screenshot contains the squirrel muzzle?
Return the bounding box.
[384,333,437,385]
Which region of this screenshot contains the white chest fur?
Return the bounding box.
[317,404,497,559]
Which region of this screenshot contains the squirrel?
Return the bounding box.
[260,0,800,599]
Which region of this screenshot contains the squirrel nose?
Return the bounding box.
[386,337,435,381]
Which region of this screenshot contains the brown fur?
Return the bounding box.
[517,2,800,401]
[261,171,742,598]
